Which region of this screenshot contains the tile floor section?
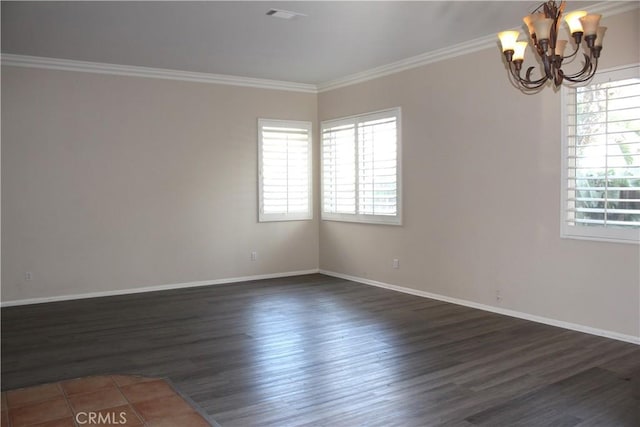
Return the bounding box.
[1,375,212,427]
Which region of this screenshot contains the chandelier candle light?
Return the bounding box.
[498,0,605,91]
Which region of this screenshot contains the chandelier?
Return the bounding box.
[498,1,605,91]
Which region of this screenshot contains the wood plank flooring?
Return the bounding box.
[2,274,639,426]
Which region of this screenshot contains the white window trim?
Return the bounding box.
[321,107,402,226]
[258,118,313,222]
[560,63,640,244]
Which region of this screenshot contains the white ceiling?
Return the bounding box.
[1,1,603,85]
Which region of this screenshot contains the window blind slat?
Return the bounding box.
[321,108,400,223]
[565,73,640,235]
[259,119,312,222]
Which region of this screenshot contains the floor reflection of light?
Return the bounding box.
[244,289,404,415]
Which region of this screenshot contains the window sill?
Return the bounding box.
[560,229,640,245]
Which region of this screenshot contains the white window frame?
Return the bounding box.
[321,107,402,225]
[258,119,313,222]
[560,64,640,244]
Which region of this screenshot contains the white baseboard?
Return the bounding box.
[4,268,638,345]
[0,269,320,307]
[319,269,640,346]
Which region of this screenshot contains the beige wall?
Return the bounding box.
[2,67,319,301]
[318,9,640,338]
[2,8,638,339]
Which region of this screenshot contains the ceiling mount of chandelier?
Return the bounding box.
[498,1,606,91]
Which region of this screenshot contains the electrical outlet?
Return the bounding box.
[25,272,33,281]
[251,251,257,261]
[392,259,400,269]
[496,289,502,303]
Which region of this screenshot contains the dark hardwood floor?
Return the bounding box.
[2,274,639,426]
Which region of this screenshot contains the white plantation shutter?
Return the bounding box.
[562,65,640,243]
[321,108,401,225]
[358,115,398,216]
[322,122,356,214]
[259,119,312,222]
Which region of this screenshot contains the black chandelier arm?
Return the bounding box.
[508,62,549,90]
[542,54,554,80]
[508,73,548,92]
[534,43,545,58]
[523,65,551,86]
[562,53,595,80]
[562,57,598,83]
[561,39,583,60]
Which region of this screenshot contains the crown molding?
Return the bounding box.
[0,54,318,94]
[317,1,639,93]
[587,0,640,16]
[317,33,498,93]
[2,2,636,94]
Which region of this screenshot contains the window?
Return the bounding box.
[258,119,312,222]
[321,108,401,225]
[561,65,640,243]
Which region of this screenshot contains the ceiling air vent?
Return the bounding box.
[266,9,306,20]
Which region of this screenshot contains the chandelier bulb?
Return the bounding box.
[498,30,520,53]
[533,18,554,41]
[523,14,542,37]
[594,26,607,47]
[555,40,568,57]
[579,14,602,36]
[513,42,528,61]
[564,10,587,35]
